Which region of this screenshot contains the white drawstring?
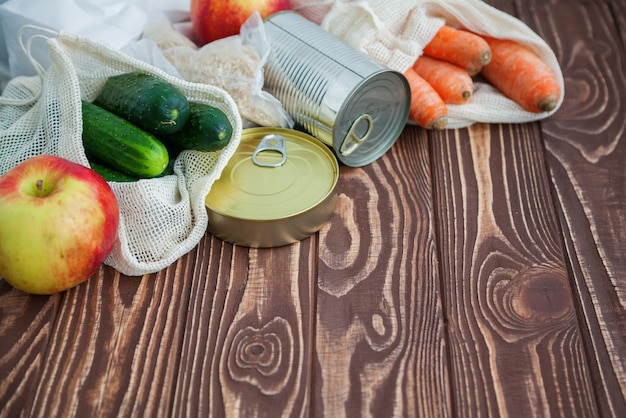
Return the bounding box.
[0,25,58,106]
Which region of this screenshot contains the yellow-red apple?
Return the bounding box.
[0,155,120,295]
[190,0,291,45]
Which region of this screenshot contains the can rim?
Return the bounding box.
[333,69,410,167]
[206,127,339,222]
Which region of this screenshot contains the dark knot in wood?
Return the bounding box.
[506,266,574,325]
[227,317,294,395]
[484,263,576,341]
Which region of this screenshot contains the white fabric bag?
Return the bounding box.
[293,0,565,128]
[0,26,242,276]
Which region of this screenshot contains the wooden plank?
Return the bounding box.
[429,122,597,417]
[0,251,200,417]
[0,281,61,417]
[173,236,317,417]
[430,2,604,414]
[613,0,626,46]
[25,262,195,417]
[516,0,626,415]
[170,235,317,417]
[313,126,450,417]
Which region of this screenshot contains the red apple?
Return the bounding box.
[190,0,291,45]
[0,155,120,295]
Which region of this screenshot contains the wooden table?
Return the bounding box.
[1,0,625,416]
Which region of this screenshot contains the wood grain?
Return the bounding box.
[169,235,317,417]
[0,282,60,417]
[429,123,596,417]
[514,0,626,415]
[314,127,450,417]
[1,1,625,417]
[28,263,193,417]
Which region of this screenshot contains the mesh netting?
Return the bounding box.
[0,27,242,276]
[292,0,565,128]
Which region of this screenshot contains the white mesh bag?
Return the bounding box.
[0,26,242,276]
[293,0,565,128]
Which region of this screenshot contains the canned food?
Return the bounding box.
[263,11,410,167]
[205,127,338,247]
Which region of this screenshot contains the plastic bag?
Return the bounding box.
[0,0,151,89]
[142,12,294,129]
[0,26,242,276]
[292,0,565,128]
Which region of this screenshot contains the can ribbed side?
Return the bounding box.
[264,12,410,166]
[264,22,344,144]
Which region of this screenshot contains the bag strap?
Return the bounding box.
[0,25,58,106]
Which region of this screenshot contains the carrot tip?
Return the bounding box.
[481,51,492,65]
[431,116,448,130]
[467,68,479,76]
[538,94,559,112]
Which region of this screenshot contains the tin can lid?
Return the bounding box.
[205,127,338,247]
[334,70,410,167]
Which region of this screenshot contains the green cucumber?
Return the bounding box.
[94,72,190,135]
[158,102,233,153]
[156,158,176,177]
[81,100,169,178]
[89,161,139,183]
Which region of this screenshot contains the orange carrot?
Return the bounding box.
[412,55,473,105]
[480,36,561,113]
[403,68,448,130]
[423,25,492,75]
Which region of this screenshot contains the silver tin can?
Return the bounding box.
[263,11,410,167]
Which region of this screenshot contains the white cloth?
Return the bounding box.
[0,0,189,89]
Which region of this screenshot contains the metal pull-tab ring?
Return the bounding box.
[252,134,287,167]
[339,114,373,156]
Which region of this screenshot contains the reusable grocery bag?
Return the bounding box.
[292,0,565,128]
[0,26,242,276]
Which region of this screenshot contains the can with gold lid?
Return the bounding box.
[263,11,410,167]
[205,127,338,247]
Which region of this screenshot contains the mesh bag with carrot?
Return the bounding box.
[292,0,564,129]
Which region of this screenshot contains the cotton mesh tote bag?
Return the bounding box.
[0,26,242,276]
[292,0,564,128]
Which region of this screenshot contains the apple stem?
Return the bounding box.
[36,179,45,196]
